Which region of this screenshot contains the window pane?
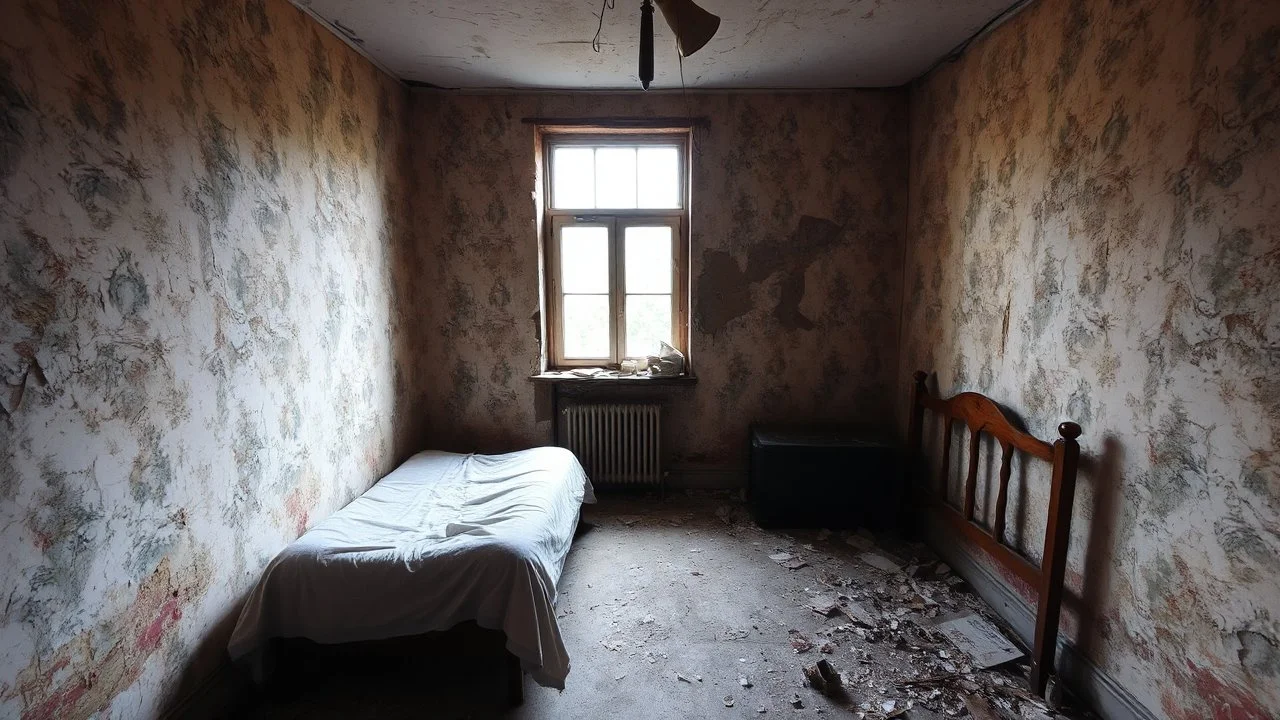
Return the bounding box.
[626,294,671,358]
[560,226,609,293]
[563,295,611,358]
[624,226,672,293]
[595,147,637,209]
[553,147,594,208]
[637,147,680,208]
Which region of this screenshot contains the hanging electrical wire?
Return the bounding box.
[592,0,615,52]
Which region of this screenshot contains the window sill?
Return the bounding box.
[529,371,697,387]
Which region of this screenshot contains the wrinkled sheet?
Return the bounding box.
[228,447,596,688]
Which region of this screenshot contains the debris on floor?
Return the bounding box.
[934,611,1024,668]
[962,692,1002,720]
[802,658,844,698]
[769,551,808,570]
[789,631,815,653]
[571,493,1092,720]
[859,550,904,573]
[807,595,843,617]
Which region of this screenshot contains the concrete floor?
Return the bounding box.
[243,493,1088,719]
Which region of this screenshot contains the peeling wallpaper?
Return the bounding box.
[412,92,909,468]
[0,0,421,717]
[902,0,1280,716]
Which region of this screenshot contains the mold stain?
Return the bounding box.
[107,250,149,318]
[25,461,101,607]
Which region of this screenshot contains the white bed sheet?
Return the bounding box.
[227,446,596,689]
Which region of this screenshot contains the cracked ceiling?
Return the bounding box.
[294,0,1024,89]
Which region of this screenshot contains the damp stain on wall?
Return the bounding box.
[902,0,1280,715]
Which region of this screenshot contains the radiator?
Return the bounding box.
[561,403,662,487]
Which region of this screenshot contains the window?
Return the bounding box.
[541,131,689,368]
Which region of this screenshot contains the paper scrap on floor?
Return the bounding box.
[859,551,903,573]
[934,611,1024,668]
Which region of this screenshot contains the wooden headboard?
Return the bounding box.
[906,370,1081,696]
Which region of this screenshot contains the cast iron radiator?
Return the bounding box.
[561,403,661,487]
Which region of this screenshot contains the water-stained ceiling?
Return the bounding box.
[293,0,1025,89]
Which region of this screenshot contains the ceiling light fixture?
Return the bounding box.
[638,0,721,90]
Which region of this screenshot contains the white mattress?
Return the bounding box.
[227,447,596,688]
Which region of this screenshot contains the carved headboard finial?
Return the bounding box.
[1058,421,1082,440]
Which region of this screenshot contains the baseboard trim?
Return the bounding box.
[921,525,1158,720]
[161,658,247,720]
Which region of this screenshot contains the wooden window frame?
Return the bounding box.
[539,128,691,370]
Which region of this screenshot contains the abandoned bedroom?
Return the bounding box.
[2,0,1277,718]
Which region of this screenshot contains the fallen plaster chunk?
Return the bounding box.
[839,600,877,626]
[961,693,1002,720]
[846,534,877,551]
[859,551,903,574]
[808,595,842,617]
[769,551,808,569]
[790,634,814,653]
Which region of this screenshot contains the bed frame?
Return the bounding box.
[906,370,1081,696]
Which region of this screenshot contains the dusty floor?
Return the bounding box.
[241,493,1090,719]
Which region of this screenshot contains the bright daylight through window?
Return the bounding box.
[544,134,688,368]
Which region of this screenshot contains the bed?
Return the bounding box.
[227,446,596,693]
[905,371,1081,696]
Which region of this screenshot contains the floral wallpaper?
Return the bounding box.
[901,0,1280,716]
[0,0,422,717]
[411,92,909,469]
[5,0,1272,716]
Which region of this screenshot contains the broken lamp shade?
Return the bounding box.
[655,0,721,57]
[639,0,721,89]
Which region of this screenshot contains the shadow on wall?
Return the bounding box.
[908,374,1128,686]
[1065,436,1124,675]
